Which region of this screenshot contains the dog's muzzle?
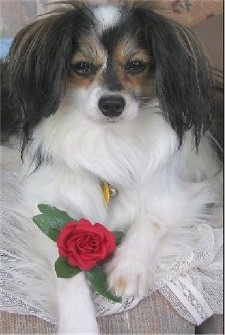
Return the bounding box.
[98,95,125,117]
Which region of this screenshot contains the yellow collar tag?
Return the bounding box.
[101,181,118,206]
[102,181,111,205]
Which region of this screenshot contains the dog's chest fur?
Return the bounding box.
[22,101,219,235]
[21,106,178,228]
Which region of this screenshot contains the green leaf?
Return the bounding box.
[46,228,61,242]
[38,204,74,222]
[85,265,122,303]
[55,257,81,278]
[113,231,125,245]
[32,204,76,241]
[32,215,59,241]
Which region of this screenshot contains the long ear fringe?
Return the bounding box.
[136,8,215,147]
[6,4,94,151]
[6,16,69,147]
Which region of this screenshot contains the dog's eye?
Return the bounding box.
[125,60,148,75]
[70,62,96,76]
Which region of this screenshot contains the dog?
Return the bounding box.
[1,0,222,333]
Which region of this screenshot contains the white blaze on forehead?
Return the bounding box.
[93,5,121,32]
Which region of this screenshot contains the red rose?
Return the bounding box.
[57,219,116,271]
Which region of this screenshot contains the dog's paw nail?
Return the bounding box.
[106,254,151,297]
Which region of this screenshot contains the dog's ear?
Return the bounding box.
[6,4,93,145]
[7,18,70,141]
[136,7,215,146]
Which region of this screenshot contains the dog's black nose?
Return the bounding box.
[98,96,125,117]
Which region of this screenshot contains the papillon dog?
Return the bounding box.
[1,0,222,333]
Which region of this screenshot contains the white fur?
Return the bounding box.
[57,274,99,334]
[15,89,221,333]
[93,5,121,33]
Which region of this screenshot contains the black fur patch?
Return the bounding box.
[0,61,20,141]
[103,58,124,91]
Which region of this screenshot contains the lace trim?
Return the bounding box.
[164,275,213,325]
[0,170,222,326]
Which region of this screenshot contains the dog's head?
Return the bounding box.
[7,0,214,149]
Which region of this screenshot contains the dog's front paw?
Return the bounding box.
[106,249,152,297]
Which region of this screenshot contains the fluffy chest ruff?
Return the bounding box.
[23,102,178,226]
[23,101,220,236]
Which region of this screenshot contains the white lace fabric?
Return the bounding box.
[0,167,223,326]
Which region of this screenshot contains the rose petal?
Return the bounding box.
[56,218,117,271]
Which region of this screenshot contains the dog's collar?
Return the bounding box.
[101,181,118,205]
